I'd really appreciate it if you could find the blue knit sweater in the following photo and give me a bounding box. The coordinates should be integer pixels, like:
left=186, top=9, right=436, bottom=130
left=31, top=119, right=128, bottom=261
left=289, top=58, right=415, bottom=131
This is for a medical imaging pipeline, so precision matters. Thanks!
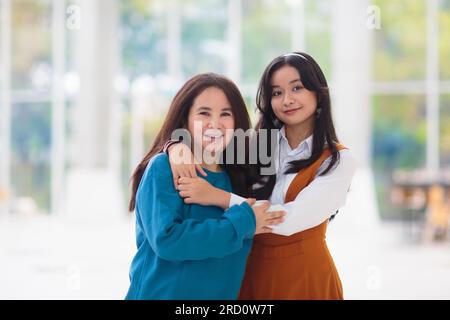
left=125, top=153, right=255, bottom=300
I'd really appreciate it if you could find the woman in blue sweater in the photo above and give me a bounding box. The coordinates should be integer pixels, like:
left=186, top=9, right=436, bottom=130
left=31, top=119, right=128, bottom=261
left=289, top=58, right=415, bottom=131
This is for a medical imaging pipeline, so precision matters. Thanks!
left=125, top=73, right=286, bottom=300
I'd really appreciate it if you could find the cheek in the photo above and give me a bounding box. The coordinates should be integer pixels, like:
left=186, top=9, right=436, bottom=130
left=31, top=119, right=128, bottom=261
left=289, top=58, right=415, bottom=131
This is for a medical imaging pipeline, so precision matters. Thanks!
left=271, top=99, right=284, bottom=117
left=303, top=92, right=318, bottom=110
left=302, top=101, right=316, bottom=114
left=188, top=117, right=206, bottom=140
left=223, top=118, right=235, bottom=143
left=186, top=118, right=193, bottom=133
left=227, top=117, right=235, bottom=129
left=219, top=114, right=234, bottom=129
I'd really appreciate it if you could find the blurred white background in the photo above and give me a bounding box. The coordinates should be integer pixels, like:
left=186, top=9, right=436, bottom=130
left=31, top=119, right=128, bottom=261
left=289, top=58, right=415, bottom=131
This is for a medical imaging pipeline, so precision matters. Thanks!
left=1, top=0, right=450, bottom=299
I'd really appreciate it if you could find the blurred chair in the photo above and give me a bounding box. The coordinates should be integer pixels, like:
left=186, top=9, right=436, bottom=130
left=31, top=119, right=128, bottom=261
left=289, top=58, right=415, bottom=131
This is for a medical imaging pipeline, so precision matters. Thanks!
left=423, top=186, right=450, bottom=242
left=392, top=169, right=450, bottom=243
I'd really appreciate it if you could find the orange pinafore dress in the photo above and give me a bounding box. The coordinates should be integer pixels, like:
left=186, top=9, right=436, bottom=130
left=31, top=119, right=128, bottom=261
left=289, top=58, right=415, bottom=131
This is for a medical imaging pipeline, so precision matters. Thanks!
left=239, top=146, right=346, bottom=300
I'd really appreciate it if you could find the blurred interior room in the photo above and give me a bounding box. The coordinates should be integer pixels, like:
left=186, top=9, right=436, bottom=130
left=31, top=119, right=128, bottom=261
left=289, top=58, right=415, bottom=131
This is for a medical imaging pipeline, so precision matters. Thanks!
left=1, top=0, right=450, bottom=299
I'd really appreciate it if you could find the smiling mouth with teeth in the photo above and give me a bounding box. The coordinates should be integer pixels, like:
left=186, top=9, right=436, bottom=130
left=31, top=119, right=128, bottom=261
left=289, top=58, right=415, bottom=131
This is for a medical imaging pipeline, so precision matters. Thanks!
left=203, top=134, right=223, bottom=141
left=203, top=130, right=224, bottom=141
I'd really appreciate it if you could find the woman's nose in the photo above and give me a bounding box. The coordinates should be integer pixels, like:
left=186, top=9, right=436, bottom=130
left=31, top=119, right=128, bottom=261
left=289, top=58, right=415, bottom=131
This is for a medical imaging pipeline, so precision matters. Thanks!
left=207, top=117, right=221, bottom=129
left=283, top=93, right=294, bottom=106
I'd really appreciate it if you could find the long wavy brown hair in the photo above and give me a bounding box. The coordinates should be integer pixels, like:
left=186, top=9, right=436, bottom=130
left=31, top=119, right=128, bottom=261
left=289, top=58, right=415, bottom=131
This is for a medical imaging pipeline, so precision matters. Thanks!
left=128, top=73, right=256, bottom=212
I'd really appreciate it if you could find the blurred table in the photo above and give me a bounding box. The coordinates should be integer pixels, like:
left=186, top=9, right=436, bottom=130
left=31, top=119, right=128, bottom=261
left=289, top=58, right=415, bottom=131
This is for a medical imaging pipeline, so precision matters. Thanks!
left=391, top=169, right=450, bottom=242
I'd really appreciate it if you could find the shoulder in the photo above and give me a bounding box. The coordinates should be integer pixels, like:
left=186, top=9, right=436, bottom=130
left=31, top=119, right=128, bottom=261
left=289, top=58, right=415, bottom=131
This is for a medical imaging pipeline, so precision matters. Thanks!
left=137, top=153, right=181, bottom=208
left=320, top=148, right=356, bottom=175
left=142, top=153, right=173, bottom=182
left=148, top=153, right=171, bottom=172
left=337, top=149, right=356, bottom=167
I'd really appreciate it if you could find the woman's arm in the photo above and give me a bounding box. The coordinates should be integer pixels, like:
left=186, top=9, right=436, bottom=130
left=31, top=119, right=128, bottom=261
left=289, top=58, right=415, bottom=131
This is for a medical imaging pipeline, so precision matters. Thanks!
left=173, top=149, right=355, bottom=236
left=138, top=154, right=285, bottom=261
left=167, top=142, right=239, bottom=209
left=270, top=150, right=356, bottom=236
left=138, top=154, right=255, bottom=261
left=177, top=177, right=232, bottom=209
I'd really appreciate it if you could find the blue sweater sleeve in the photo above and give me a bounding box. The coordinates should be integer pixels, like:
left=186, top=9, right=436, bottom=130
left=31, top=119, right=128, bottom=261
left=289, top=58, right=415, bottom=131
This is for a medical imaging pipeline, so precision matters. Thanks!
left=136, top=154, right=256, bottom=262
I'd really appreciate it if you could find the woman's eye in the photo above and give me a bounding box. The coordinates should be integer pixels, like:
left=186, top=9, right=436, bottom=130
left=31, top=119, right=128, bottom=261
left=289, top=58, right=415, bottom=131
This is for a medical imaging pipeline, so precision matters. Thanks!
left=199, top=112, right=210, bottom=116
left=221, top=113, right=232, bottom=117
left=293, top=86, right=303, bottom=91
left=272, top=91, right=281, bottom=97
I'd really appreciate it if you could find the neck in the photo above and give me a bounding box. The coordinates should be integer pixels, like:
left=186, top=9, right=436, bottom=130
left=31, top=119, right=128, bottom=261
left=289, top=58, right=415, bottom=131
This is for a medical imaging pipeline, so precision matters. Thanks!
left=202, top=162, right=221, bottom=172
left=284, top=122, right=314, bottom=150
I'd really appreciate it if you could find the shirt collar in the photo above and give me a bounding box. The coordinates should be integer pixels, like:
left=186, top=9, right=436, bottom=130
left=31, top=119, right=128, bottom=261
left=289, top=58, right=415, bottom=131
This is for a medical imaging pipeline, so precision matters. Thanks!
left=279, top=126, right=313, bottom=156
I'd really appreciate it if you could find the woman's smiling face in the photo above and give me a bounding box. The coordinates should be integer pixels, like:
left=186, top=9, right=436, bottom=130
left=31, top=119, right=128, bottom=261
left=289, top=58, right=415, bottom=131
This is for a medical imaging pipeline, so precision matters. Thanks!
left=187, top=86, right=235, bottom=155
left=270, top=65, right=317, bottom=128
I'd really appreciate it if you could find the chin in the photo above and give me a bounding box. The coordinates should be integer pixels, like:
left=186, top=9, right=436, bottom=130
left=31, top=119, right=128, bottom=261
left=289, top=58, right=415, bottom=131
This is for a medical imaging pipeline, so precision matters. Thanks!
left=285, top=115, right=314, bottom=127
left=203, top=144, right=223, bottom=153
left=280, top=118, right=302, bottom=126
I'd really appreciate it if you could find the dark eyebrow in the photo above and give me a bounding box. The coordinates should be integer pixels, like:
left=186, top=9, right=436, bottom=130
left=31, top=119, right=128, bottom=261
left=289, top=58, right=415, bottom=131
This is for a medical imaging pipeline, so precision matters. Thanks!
left=197, top=106, right=212, bottom=111
left=271, top=79, right=302, bottom=88
left=197, top=106, right=232, bottom=112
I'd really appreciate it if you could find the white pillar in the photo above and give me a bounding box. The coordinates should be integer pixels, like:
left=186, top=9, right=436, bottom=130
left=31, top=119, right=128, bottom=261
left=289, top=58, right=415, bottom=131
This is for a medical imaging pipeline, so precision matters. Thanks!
left=289, top=0, right=305, bottom=52
left=327, top=3, right=382, bottom=298
left=51, top=0, right=66, bottom=216
left=167, top=0, right=182, bottom=80
left=129, top=77, right=151, bottom=176
left=227, top=0, right=241, bottom=84
left=106, top=2, right=122, bottom=194
left=426, top=0, right=440, bottom=173
left=332, top=0, right=372, bottom=168
left=0, top=0, right=11, bottom=216
left=71, top=0, right=119, bottom=168
left=331, top=0, right=378, bottom=229
left=66, top=0, right=123, bottom=221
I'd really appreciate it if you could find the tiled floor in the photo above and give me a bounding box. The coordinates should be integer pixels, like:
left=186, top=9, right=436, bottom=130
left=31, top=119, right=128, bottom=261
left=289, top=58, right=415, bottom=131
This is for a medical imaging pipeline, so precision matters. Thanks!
left=2, top=166, right=450, bottom=302
left=1, top=213, right=450, bottom=300
left=0, top=215, right=135, bottom=299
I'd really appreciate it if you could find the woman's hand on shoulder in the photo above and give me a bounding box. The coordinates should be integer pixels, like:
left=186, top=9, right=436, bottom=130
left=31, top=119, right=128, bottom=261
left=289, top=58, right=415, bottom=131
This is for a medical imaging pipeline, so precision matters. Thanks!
left=168, top=143, right=207, bottom=189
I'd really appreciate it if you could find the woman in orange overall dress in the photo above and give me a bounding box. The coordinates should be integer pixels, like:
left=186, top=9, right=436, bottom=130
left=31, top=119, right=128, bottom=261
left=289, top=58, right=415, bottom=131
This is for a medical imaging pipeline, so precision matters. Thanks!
left=166, top=52, right=356, bottom=299
left=238, top=142, right=350, bottom=300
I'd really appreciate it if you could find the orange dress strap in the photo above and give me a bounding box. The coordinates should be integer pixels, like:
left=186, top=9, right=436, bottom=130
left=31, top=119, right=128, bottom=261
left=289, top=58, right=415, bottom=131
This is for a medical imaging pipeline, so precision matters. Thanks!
left=285, top=143, right=347, bottom=203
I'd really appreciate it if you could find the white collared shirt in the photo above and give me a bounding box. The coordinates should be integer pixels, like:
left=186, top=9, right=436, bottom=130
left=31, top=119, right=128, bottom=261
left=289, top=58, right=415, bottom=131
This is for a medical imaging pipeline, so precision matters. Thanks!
left=229, top=126, right=356, bottom=236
